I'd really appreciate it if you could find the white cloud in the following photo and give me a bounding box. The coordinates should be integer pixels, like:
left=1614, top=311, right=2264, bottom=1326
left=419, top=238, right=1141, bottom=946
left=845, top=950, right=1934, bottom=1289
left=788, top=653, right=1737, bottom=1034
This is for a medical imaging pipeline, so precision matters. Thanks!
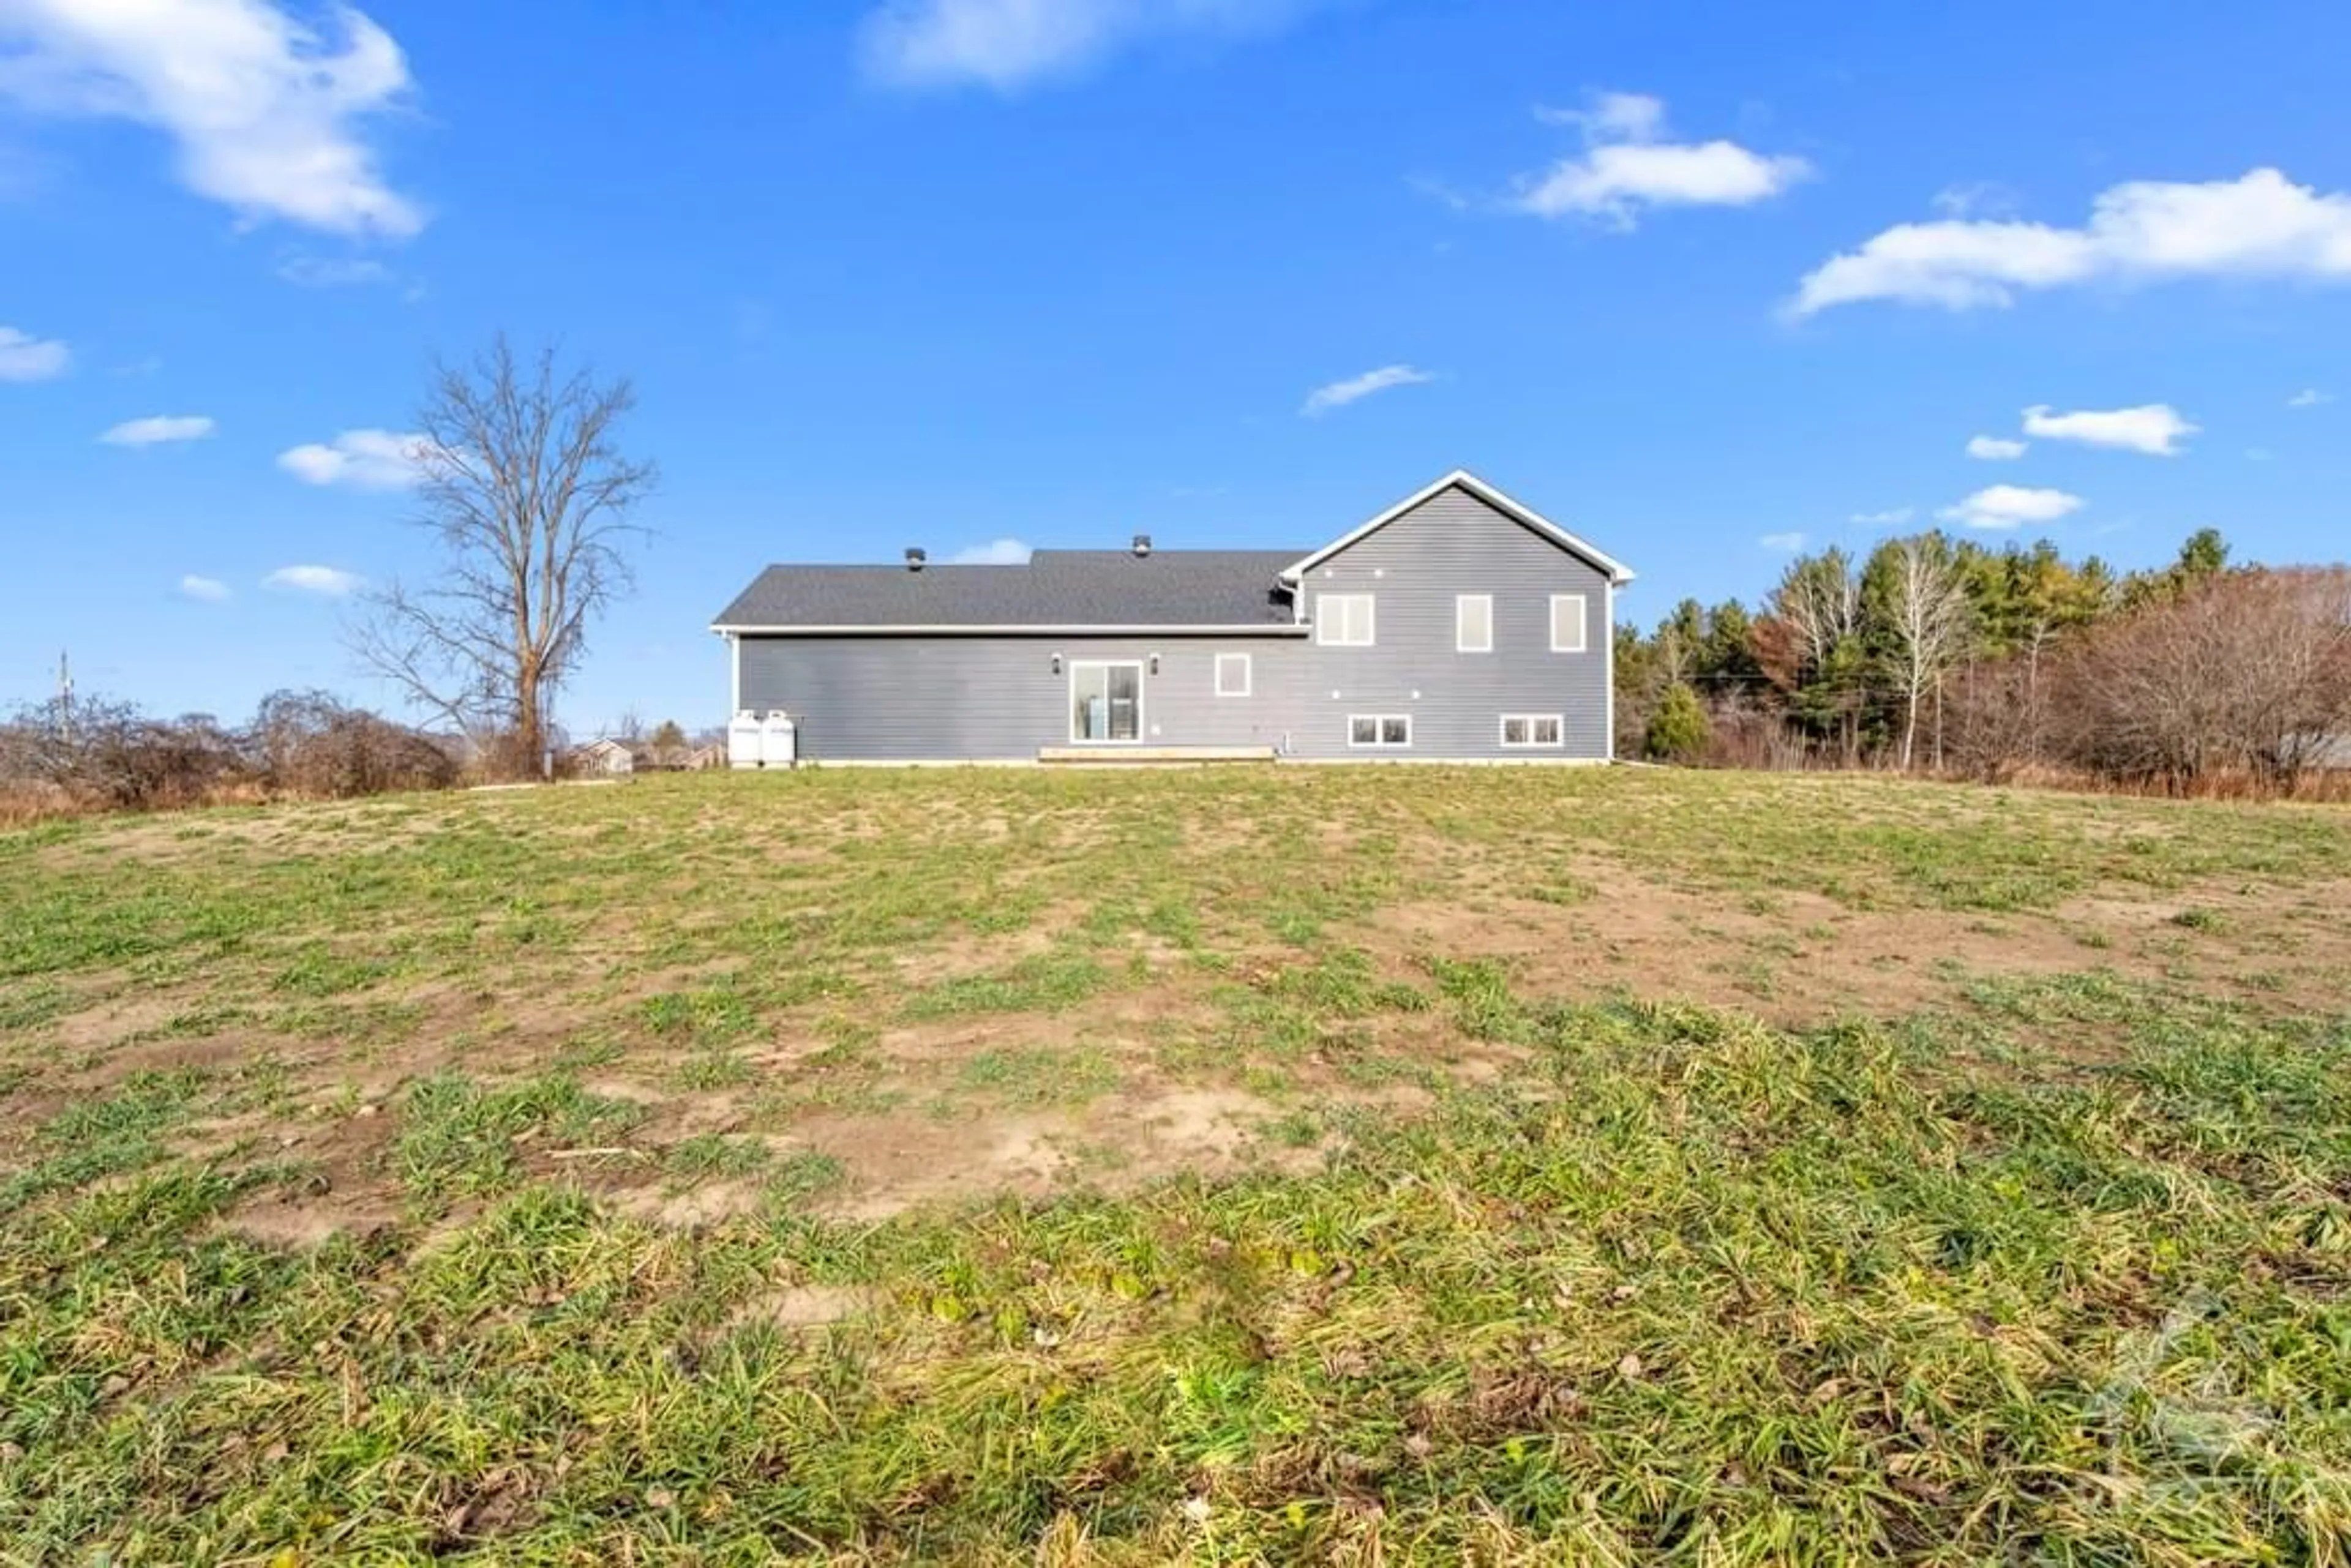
left=2287, top=387, right=2331, bottom=408
left=858, top=0, right=1313, bottom=91
left=1301, top=364, right=1435, bottom=417
left=1937, top=484, right=2085, bottom=531
left=178, top=574, right=230, bottom=602
left=276, top=427, right=426, bottom=489
left=1850, top=506, right=1915, bottom=526
left=1966, top=435, right=2027, bottom=460
left=1931, top=182, right=2020, bottom=220
left=2022, top=403, right=2197, bottom=456
left=0, top=324, right=69, bottom=380
left=1511, top=91, right=1810, bottom=227
left=948, top=538, right=1033, bottom=565
left=100, top=414, right=215, bottom=446
left=1793, top=168, right=2351, bottom=315
left=0, top=0, right=424, bottom=237
left=277, top=254, right=395, bottom=287
left=263, top=563, right=361, bottom=596
left=1537, top=90, right=1667, bottom=143
left=1758, top=531, right=1807, bottom=552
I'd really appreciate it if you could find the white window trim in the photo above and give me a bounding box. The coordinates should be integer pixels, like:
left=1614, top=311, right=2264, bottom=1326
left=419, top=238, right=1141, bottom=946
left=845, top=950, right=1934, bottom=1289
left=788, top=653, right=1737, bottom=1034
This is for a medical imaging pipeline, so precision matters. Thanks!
left=1456, top=593, right=1493, bottom=654
left=1316, top=593, right=1376, bottom=647
left=1499, top=713, right=1565, bottom=749
left=1068, top=659, right=1145, bottom=745
left=1347, top=713, right=1413, bottom=749
left=1550, top=593, right=1588, bottom=654
left=1215, top=651, right=1252, bottom=697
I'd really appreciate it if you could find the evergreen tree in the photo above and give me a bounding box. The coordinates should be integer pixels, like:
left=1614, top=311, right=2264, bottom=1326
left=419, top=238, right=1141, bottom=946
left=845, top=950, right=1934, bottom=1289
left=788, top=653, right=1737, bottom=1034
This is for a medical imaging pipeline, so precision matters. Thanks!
left=1698, top=600, right=1762, bottom=691
left=2177, top=527, right=2230, bottom=580
left=1646, top=682, right=1710, bottom=763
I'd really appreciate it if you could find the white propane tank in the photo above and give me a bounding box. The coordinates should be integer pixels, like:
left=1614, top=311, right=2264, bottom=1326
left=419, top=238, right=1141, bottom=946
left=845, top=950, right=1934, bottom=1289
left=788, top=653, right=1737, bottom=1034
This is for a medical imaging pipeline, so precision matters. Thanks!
left=759, top=710, right=798, bottom=769
left=727, top=710, right=765, bottom=769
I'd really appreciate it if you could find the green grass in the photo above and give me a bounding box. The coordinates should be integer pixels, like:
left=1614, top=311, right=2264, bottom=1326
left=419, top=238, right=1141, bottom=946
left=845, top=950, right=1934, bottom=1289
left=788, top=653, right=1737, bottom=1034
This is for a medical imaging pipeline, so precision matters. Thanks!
left=394, top=1071, right=647, bottom=1204
left=1, top=990, right=2345, bottom=1561
left=0, top=768, right=2347, bottom=1561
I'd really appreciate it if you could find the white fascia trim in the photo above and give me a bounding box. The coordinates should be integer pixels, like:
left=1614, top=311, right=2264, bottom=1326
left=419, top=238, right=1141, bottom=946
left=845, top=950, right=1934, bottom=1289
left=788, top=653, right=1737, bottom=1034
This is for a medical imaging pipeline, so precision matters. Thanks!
left=1603, top=580, right=1616, bottom=762
left=710, top=623, right=1312, bottom=637
left=1278, top=468, right=1636, bottom=586
left=1281, top=755, right=1611, bottom=767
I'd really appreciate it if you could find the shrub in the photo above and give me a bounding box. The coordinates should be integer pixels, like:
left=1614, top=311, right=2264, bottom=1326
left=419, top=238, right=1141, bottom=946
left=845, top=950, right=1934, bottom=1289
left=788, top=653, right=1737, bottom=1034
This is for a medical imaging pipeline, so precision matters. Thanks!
left=1645, top=681, right=1711, bottom=763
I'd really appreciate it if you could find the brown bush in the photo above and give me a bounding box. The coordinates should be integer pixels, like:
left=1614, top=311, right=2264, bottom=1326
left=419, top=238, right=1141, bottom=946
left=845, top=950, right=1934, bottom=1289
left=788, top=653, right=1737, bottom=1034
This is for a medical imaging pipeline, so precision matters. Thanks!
left=249, top=689, right=460, bottom=797
left=0, top=689, right=459, bottom=822
left=2049, top=568, right=2351, bottom=789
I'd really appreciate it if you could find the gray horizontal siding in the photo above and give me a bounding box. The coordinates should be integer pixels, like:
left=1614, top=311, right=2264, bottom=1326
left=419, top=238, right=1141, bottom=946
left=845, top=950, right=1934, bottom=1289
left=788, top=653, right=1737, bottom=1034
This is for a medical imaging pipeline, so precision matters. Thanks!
left=732, top=484, right=1615, bottom=763
left=737, top=635, right=1311, bottom=761
left=1286, top=487, right=1613, bottom=759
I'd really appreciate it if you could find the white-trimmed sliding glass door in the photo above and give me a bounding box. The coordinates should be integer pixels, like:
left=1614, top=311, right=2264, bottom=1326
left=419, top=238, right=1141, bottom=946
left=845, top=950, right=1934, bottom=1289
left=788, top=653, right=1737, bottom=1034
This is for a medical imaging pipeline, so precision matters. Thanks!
left=1068, top=660, right=1142, bottom=743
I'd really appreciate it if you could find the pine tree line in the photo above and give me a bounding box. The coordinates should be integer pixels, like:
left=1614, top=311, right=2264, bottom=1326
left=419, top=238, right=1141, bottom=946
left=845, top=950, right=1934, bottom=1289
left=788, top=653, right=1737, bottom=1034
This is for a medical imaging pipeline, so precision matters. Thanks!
left=1615, top=527, right=2351, bottom=792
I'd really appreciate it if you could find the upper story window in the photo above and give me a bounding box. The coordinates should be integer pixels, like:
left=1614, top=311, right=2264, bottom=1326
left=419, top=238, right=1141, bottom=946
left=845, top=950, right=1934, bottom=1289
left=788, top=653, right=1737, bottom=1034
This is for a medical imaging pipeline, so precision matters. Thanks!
left=1215, top=651, right=1251, bottom=697
left=1317, top=593, right=1376, bottom=647
left=1550, top=593, right=1588, bottom=653
left=1456, top=594, right=1493, bottom=653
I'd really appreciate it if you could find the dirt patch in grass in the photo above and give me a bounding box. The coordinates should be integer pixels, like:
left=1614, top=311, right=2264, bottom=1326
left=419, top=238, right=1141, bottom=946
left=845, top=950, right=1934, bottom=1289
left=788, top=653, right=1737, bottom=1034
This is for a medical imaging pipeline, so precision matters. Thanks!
left=721, top=1283, right=872, bottom=1333
left=1362, top=853, right=2351, bottom=1026
left=801, top=1076, right=1290, bottom=1220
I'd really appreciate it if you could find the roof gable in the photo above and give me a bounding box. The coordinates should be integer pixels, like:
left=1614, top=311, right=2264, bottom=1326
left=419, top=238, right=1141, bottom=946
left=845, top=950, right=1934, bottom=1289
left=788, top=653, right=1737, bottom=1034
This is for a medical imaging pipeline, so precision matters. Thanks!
left=1281, top=470, right=1633, bottom=585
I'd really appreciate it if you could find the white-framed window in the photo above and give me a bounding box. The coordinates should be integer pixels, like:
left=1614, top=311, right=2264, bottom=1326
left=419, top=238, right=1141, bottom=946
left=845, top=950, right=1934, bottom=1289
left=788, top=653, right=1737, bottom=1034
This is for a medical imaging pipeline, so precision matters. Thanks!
left=1215, top=651, right=1251, bottom=697
left=1348, top=714, right=1412, bottom=749
left=1550, top=593, right=1588, bottom=653
left=1456, top=594, right=1493, bottom=653
left=1068, top=660, right=1143, bottom=743
left=1316, top=593, right=1376, bottom=647
left=1500, top=714, right=1564, bottom=748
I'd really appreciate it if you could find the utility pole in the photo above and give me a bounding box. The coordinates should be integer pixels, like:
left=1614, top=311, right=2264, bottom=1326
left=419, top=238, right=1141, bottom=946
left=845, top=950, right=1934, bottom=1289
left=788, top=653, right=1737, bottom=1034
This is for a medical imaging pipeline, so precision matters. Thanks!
left=55, top=650, right=73, bottom=745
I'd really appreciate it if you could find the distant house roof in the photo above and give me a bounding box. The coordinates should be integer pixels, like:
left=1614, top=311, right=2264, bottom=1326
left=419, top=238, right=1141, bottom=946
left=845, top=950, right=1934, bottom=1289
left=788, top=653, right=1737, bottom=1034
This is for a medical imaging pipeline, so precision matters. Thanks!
left=711, top=548, right=1306, bottom=633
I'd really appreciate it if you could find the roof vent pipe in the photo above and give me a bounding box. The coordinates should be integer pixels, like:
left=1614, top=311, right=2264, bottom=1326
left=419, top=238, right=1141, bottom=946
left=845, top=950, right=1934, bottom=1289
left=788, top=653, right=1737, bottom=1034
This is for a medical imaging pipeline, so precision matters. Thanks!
left=1132, top=534, right=1152, bottom=558
left=906, top=547, right=926, bottom=572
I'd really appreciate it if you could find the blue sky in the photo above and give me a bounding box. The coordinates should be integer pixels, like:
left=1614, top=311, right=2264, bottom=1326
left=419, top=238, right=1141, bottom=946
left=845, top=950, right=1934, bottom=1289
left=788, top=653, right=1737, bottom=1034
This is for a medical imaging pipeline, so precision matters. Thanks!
left=5, top=0, right=2349, bottom=733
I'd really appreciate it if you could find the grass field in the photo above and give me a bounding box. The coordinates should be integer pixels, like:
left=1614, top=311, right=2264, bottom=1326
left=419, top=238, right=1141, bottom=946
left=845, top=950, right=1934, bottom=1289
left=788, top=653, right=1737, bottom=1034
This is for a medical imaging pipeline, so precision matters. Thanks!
left=3, top=767, right=2349, bottom=1563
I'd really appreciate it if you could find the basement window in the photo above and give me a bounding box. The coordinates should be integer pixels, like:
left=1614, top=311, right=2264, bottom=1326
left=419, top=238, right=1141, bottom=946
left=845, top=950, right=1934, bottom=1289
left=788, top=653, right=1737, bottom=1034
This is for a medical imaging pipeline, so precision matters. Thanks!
left=1501, top=715, right=1564, bottom=748
left=1349, top=714, right=1412, bottom=749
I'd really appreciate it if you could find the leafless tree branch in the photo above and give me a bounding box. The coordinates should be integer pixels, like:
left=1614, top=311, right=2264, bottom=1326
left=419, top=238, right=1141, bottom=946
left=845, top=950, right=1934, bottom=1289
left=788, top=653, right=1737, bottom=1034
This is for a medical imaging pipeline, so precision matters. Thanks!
left=351, top=336, right=655, bottom=776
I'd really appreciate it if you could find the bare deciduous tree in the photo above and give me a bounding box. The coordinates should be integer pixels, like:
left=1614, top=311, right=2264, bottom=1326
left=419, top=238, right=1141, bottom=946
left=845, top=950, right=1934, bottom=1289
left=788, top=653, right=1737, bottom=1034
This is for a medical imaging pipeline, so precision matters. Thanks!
left=2058, top=569, right=2351, bottom=788
left=1767, top=546, right=1864, bottom=760
left=1775, top=546, right=1860, bottom=673
left=1870, top=533, right=1973, bottom=771
left=354, top=336, right=655, bottom=778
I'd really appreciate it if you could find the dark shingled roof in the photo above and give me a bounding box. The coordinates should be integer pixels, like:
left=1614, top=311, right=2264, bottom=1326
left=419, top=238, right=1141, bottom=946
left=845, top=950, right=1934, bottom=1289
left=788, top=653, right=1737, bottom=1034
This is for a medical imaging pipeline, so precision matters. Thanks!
left=712, top=548, right=1307, bottom=630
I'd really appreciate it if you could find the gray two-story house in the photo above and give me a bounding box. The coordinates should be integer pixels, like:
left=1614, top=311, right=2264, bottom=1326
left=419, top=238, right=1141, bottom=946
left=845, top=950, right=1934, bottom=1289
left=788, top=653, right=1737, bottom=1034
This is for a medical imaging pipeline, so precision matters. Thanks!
left=710, top=470, right=1632, bottom=763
